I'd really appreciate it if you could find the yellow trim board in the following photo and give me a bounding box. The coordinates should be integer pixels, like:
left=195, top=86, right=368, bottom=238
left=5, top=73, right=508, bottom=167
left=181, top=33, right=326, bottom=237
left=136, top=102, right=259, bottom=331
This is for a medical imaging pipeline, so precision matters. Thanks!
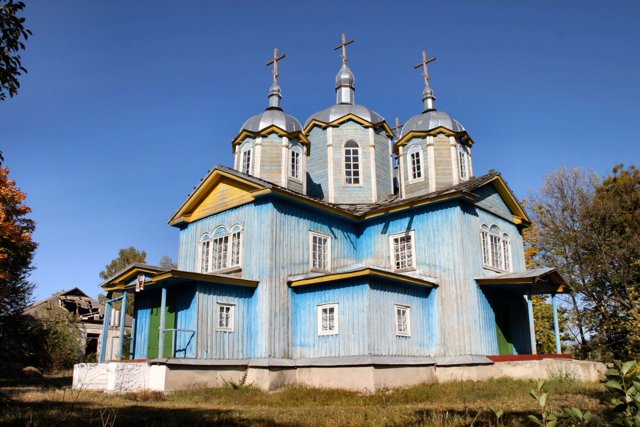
left=289, top=268, right=437, bottom=288
left=395, top=127, right=474, bottom=152
left=101, top=265, right=164, bottom=290
left=483, top=176, right=530, bottom=225
left=104, top=269, right=259, bottom=291
left=303, top=114, right=394, bottom=138
left=231, top=125, right=310, bottom=147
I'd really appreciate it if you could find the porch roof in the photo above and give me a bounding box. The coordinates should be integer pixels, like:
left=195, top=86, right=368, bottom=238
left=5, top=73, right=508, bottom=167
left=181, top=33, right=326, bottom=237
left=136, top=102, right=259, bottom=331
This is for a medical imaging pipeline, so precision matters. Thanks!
left=475, top=267, right=569, bottom=295
left=288, top=265, right=438, bottom=289
left=102, top=265, right=259, bottom=291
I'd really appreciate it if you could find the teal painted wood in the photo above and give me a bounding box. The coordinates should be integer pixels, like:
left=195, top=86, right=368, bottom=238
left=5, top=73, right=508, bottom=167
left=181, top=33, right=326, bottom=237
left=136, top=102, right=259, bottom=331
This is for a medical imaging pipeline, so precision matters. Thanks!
left=306, top=127, right=328, bottom=199
left=196, top=283, right=257, bottom=359
left=174, top=284, right=197, bottom=358
left=291, top=279, right=369, bottom=358
left=480, top=289, right=533, bottom=354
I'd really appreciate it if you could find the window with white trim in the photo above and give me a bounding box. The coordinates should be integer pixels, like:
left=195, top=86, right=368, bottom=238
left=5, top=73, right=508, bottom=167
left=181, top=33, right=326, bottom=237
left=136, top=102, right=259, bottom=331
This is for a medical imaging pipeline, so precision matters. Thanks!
left=344, top=140, right=360, bottom=185
left=199, top=225, right=243, bottom=272
left=390, top=231, right=416, bottom=271
left=199, top=234, right=211, bottom=273
left=458, top=145, right=471, bottom=181
left=310, top=232, right=330, bottom=272
left=241, top=144, right=253, bottom=175
left=395, top=305, right=411, bottom=336
left=317, top=303, right=338, bottom=335
left=216, top=303, right=235, bottom=332
left=481, top=224, right=512, bottom=272
left=290, top=146, right=302, bottom=180
left=407, top=145, right=424, bottom=182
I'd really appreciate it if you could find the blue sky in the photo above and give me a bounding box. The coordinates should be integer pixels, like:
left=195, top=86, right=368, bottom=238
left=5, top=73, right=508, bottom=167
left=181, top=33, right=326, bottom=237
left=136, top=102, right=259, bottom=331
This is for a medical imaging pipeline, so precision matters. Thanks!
left=2, top=1, right=639, bottom=300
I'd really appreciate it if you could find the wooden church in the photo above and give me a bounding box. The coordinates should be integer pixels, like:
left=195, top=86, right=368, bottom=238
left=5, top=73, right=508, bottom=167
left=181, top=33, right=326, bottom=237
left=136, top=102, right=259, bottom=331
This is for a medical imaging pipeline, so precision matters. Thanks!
left=89, top=36, right=573, bottom=391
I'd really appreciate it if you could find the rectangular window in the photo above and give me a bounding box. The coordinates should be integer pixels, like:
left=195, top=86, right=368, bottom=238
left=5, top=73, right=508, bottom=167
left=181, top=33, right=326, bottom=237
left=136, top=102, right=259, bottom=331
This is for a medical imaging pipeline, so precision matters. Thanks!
left=395, top=305, right=411, bottom=336
left=216, top=303, right=235, bottom=332
left=310, top=232, right=330, bottom=272
left=502, top=239, right=511, bottom=271
left=290, top=149, right=300, bottom=179
left=410, top=151, right=422, bottom=181
left=212, top=235, right=229, bottom=271
left=390, top=231, right=415, bottom=271
left=317, top=303, right=338, bottom=335
left=344, top=144, right=360, bottom=184
left=459, top=151, right=467, bottom=180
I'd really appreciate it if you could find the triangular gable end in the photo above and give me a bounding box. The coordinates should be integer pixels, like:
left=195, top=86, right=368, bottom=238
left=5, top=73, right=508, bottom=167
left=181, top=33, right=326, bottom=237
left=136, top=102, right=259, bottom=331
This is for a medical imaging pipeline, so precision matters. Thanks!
left=474, top=176, right=530, bottom=226
left=169, top=169, right=267, bottom=226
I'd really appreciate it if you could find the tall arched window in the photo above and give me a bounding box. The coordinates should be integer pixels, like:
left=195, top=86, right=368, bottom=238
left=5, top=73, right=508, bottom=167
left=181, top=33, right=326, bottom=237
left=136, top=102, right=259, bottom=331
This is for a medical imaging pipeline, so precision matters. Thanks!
left=199, top=234, right=211, bottom=273
left=481, top=224, right=511, bottom=271
left=344, top=140, right=360, bottom=185
left=289, top=146, right=302, bottom=180
left=241, top=143, right=253, bottom=175
left=406, top=145, right=424, bottom=182
left=458, top=145, right=471, bottom=181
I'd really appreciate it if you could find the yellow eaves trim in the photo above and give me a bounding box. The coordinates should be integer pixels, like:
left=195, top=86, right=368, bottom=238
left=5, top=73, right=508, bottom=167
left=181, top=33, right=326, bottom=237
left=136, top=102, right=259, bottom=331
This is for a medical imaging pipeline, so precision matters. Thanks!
left=483, top=175, right=530, bottom=225
left=303, top=114, right=394, bottom=138
left=394, top=127, right=474, bottom=153
left=231, top=125, right=310, bottom=148
left=289, top=267, right=437, bottom=288
left=103, top=268, right=259, bottom=291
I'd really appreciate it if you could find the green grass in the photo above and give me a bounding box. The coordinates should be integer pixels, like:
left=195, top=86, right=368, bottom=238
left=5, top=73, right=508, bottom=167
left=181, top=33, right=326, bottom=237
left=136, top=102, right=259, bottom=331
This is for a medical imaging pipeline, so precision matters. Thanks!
left=0, top=375, right=608, bottom=426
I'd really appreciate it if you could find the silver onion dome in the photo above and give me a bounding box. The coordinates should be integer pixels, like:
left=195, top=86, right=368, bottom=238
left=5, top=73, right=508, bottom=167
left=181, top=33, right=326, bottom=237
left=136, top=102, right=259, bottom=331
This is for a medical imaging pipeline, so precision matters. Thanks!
left=239, top=80, right=303, bottom=133
left=401, top=110, right=465, bottom=135
left=335, top=64, right=355, bottom=88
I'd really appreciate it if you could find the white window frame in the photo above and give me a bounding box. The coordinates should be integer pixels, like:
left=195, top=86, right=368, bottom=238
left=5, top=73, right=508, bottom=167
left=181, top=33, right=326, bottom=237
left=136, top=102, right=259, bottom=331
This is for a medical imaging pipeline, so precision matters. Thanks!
left=317, top=303, right=339, bottom=336
left=216, top=303, right=235, bottom=332
left=343, top=140, right=361, bottom=185
left=289, top=145, right=302, bottom=181
left=200, top=225, right=243, bottom=273
left=481, top=224, right=512, bottom=272
left=241, top=144, right=253, bottom=175
left=198, top=233, right=211, bottom=273
left=389, top=230, right=416, bottom=271
left=395, top=304, right=411, bottom=337
left=406, top=145, right=424, bottom=183
left=309, top=231, right=331, bottom=272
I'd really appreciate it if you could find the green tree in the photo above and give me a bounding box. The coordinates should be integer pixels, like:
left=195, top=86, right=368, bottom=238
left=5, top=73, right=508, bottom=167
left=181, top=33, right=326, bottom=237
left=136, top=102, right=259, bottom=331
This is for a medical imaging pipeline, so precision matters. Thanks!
left=0, top=0, right=31, bottom=100
left=36, top=307, right=83, bottom=372
left=0, top=157, right=37, bottom=365
left=99, top=246, right=147, bottom=281
left=159, top=255, right=177, bottom=270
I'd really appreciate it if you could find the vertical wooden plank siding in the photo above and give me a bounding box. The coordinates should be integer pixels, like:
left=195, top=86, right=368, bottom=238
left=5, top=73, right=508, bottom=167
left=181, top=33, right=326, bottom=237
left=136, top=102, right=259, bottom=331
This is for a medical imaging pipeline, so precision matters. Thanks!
left=473, top=184, right=516, bottom=223
left=174, top=284, right=197, bottom=358
left=133, top=291, right=152, bottom=359
left=374, top=130, right=393, bottom=200
left=196, top=283, right=256, bottom=359
left=306, top=128, right=328, bottom=199
left=331, top=121, right=374, bottom=203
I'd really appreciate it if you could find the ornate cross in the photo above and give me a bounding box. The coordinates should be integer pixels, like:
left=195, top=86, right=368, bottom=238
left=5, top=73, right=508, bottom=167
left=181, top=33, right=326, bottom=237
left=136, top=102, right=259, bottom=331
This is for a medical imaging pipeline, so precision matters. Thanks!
left=414, top=50, right=437, bottom=85
left=334, top=33, right=354, bottom=64
left=267, top=48, right=286, bottom=81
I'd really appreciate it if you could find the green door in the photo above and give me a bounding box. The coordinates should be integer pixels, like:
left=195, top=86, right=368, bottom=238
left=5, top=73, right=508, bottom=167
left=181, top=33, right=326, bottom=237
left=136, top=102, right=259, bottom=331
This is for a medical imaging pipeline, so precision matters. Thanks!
left=147, top=291, right=176, bottom=359
left=495, top=304, right=515, bottom=355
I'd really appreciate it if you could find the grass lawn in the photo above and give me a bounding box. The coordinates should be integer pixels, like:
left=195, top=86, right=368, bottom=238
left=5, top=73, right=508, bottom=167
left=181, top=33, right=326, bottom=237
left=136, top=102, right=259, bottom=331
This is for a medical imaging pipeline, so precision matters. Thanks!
left=0, top=374, right=608, bottom=426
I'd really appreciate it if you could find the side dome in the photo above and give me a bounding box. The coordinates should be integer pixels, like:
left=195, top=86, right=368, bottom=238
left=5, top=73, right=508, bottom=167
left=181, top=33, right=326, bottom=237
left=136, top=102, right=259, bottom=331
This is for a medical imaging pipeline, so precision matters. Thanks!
left=241, top=109, right=302, bottom=133
left=402, top=110, right=465, bottom=135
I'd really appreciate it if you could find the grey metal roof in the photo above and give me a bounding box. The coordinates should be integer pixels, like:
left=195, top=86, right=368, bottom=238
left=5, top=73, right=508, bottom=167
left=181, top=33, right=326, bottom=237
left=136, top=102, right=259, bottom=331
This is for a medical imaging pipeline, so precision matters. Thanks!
left=240, top=108, right=303, bottom=133
left=401, top=110, right=465, bottom=135
left=305, top=103, right=385, bottom=126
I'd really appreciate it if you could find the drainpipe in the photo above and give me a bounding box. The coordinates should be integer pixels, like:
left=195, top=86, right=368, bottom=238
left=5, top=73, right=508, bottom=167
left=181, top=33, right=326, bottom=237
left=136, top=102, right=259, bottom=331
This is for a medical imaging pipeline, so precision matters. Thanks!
left=552, top=294, right=561, bottom=353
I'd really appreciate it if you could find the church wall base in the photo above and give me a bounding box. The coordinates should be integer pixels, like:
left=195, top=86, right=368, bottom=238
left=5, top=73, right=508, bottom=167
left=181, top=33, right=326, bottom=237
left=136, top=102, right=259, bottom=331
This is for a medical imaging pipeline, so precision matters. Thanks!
left=72, top=358, right=606, bottom=393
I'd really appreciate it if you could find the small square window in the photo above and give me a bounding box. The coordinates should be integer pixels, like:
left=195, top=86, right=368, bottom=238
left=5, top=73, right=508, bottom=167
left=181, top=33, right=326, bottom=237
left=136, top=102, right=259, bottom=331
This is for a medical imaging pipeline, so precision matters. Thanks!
left=216, top=303, right=235, bottom=332
left=395, top=305, right=411, bottom=336
left=390, top=231, right=416, bottom=271
left=310, top=232, right=331, bottom=272
left=317, top=303, right=338, bottom=335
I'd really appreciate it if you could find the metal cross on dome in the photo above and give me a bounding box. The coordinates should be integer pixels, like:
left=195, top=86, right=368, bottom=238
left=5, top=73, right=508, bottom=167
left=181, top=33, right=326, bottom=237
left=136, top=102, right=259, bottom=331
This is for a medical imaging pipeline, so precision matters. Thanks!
left=334, top=33, right=354, bottom=64
left=392, top=117, right=404, bottom=140
left=414, top=50, right=437, bottom=85
left=267, top=48, right=286, bottom=82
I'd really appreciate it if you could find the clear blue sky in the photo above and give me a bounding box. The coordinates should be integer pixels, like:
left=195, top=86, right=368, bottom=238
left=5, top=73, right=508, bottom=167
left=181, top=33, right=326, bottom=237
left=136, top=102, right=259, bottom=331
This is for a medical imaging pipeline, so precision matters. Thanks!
left=2, top=1, right=639, bottom=300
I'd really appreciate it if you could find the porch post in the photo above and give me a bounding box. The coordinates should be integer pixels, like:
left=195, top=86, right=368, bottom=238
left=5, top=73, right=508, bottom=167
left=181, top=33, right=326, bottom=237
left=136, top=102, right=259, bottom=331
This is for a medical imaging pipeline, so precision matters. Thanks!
left=129, top=315, right=136, bottom=359
left=158, top=286, right=167, bottom=358
left=527, top=289, right=537, bottom=354
left=99, top=291, right=112, bottom=363
left=118, top=290, right=127, bottom=360
left=552, top=294, right=561, bottom=353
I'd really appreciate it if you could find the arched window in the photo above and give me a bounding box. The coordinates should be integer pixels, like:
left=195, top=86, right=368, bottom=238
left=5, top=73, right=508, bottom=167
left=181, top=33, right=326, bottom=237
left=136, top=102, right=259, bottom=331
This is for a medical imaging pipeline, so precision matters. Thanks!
left=481, top=224, right=511, bottom=271
left=241, top=144, right=253, bottom=175
left=289, top=146, right=302, bottom=180
left=200, top=225, right=243, bottom=272
left=344, top=140, right=360, bottom=185
left=406, top=145, right=424, bottom=182
left=199, top=234, right=211, bottom=273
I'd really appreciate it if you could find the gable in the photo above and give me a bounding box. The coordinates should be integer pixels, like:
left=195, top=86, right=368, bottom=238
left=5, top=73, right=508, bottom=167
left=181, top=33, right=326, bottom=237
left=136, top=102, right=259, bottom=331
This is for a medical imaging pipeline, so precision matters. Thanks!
left=472, top=179, right=529, bottom=225
left=169, top=169, right=267, bottom=226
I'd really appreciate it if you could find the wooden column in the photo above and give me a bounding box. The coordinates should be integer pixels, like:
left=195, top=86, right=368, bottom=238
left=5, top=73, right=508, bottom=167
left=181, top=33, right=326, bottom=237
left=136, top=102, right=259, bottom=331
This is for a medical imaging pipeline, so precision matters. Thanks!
left=118, top=290, right=128, bottom=360
left=158, top=286, right=167, bottom=358
left=527, top=290, right=537, bottom=354
left=552, top=294, right=561, bottom=354
left=99, top=291, right=112, bottom=363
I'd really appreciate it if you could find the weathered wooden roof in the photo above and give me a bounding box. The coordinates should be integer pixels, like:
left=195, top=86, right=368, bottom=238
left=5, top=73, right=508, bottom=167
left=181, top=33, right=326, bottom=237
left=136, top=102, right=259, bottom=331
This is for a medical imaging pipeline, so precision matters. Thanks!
left=476, top=267, right=569, bottom=295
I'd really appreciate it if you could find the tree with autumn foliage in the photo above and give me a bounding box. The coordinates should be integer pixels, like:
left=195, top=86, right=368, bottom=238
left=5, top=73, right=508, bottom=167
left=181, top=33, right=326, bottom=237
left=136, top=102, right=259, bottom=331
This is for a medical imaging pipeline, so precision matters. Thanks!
left=0, top=155, right=37, bottom=363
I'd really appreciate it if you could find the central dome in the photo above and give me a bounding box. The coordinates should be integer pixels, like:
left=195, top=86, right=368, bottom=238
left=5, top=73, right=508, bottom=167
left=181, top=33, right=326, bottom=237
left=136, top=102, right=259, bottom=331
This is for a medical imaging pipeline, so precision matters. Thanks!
left=305, top=104, right=385, bottom=126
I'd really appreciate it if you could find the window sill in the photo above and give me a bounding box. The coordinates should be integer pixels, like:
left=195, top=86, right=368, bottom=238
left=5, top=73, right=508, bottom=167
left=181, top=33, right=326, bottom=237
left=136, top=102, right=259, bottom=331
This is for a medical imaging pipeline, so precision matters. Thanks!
left=396, top=333, right=411, bottom=337
left=310, top=268, right=330, bottom=274
left=408, top=177, right=425, bottom=184
left=318, top=331, right=338, bottom=336
left=288, top=176, right=303, bottom=183
left=210, top=266, right=242, bottom=275
left=393, top=267, right=416, bottom=273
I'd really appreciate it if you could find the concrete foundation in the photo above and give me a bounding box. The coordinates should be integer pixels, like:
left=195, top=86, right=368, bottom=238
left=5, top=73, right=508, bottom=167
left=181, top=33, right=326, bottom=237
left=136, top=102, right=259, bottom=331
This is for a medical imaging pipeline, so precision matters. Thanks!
left=72, top=356, right=606, bottom=393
